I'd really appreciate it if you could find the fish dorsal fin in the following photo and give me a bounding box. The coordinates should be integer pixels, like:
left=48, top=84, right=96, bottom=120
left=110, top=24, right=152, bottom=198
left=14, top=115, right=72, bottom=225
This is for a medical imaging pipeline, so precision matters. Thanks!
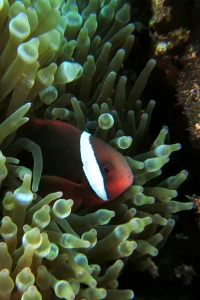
left=39, top=175, right=83, bottom=211
left=80, top=131, right=108, bottom=201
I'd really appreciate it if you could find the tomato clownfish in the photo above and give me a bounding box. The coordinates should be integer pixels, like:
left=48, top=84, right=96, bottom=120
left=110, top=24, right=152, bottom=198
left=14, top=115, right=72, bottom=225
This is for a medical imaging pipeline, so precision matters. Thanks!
left=16, top=118, right=133, bottom=211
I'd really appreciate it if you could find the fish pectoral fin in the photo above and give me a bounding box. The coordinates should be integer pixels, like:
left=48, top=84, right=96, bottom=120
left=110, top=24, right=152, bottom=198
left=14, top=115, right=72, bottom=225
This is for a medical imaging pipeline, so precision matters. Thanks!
left=39, top=175, right=83, bottom=211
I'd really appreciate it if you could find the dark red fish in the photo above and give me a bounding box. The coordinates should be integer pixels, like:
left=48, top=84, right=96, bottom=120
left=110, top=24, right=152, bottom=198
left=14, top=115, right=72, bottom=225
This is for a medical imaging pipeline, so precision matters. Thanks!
left=17, top=118, right=133, bottom=211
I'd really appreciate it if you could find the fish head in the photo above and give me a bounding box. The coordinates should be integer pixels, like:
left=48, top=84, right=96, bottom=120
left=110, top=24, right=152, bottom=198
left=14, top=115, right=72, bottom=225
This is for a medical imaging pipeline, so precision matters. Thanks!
left=80, top=132, right=133, bottom=205
left=96, top=145, right=134, bottom=200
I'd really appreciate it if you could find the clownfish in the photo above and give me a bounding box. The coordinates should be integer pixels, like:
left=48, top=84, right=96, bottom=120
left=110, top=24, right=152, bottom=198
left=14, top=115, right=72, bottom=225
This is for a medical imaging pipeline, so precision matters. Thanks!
left=17, top=118, right=133, bottom=211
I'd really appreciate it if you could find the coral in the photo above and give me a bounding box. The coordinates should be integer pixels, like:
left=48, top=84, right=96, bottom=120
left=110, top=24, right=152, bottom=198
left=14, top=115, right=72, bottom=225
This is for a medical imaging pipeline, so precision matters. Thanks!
left=0, top=0, right=193, bottom=299
left=149, top=0, right=190, bottom=55
left=174, top=264, right=197, bottom=285
left=176, top=43, right=200, bottom=148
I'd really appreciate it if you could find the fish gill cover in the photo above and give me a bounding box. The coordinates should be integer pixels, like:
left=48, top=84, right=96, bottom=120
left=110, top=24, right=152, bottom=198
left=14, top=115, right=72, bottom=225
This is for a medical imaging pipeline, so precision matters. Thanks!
left=0, top=0, right=193, bottom=299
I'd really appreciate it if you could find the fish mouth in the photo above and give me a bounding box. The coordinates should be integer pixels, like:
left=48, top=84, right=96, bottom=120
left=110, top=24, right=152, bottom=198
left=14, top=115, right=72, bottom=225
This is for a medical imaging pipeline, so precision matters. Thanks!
left=123, top=172, right=134, bottom=191
left=128, top=172, right=133, bottom=179
left=118, top=171, right=133, bottom=191
left=108, top=171, right=133, bottom=200
left=126, top=171, right=134, bottom=185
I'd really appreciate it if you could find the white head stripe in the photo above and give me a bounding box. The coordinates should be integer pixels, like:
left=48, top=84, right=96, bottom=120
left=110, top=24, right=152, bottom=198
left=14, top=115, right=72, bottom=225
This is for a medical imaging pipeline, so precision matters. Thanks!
left=80, top=131, right=108, bottom=201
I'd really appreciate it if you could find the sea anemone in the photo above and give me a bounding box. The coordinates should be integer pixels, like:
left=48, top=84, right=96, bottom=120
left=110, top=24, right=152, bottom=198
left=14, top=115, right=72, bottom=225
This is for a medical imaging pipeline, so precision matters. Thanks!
left=0, top=0, right=193, bottom=299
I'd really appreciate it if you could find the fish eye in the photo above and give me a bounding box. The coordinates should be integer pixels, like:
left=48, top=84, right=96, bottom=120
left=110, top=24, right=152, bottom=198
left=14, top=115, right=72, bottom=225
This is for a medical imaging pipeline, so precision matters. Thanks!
left=101, top=163, right=113, bottom=176
left=103, top=166, right=110, bottom=174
